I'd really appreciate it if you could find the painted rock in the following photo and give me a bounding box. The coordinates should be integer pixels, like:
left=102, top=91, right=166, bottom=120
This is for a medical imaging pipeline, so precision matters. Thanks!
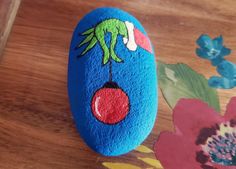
left=68, top=7, right=158, bottom=156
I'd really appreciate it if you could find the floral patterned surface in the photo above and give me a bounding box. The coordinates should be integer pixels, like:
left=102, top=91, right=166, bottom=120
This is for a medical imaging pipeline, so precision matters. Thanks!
left=155, top=98, right=236, bottom=169
left=102, top=35, right=236, bottom=169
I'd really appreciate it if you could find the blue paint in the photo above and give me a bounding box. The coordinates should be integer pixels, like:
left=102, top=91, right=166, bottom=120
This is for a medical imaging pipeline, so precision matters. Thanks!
left=68, top=7, right=158, bottom=156
left=196, top=34, right=236, bottom=89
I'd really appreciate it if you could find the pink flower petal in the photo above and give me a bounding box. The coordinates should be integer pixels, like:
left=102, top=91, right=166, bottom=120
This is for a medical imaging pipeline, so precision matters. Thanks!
left=224, top=97, right=236, bottom=121
left=214, top=164, right=236, bottom=169
left=173, top=99, right=223, bottom=140
left=154, top=132, right=201, bottom=169
left=155, top=98, right=236, bottom=169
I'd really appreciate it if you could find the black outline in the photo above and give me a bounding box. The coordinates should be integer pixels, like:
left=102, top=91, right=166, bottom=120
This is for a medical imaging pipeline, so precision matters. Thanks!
left=74, top=18, right=131, bottom=125
left=75, top=18, right=128, bottom=65
left=90, top=81, right=131, bottom=125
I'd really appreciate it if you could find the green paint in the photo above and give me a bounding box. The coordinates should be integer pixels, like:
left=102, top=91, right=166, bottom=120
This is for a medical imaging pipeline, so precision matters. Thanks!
left=79, top=32, right=94, bottom=47
left=81, top=37, right=97, bottom=55
left=78, top=19, right=128, bottom=65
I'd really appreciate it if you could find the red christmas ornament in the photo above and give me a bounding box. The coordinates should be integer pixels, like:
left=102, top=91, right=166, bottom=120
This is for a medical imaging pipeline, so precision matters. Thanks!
left=91, top=82, right=130, bottom=124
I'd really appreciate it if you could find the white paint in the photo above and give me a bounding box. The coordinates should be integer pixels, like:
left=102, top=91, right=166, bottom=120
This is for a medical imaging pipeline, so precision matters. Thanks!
left=123, top=37, right=128, bottom=44
left=125, top=21, right=137, bottom=51
left=95, top=96, right=101, bottom=117
left=165, top=67, right=178, bottom=84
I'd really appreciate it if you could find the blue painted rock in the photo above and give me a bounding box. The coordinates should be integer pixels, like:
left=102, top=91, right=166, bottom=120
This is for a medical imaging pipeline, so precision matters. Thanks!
left=68, top=7, right=158, bottom=156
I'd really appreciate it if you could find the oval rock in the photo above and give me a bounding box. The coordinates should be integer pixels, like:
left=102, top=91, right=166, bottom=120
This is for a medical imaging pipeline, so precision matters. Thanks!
left=68, top=7, right=158, bottom=156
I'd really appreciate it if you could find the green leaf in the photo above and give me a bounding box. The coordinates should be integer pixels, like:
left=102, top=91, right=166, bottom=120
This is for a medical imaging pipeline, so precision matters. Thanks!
left=158, top=61, right=220, bottom=112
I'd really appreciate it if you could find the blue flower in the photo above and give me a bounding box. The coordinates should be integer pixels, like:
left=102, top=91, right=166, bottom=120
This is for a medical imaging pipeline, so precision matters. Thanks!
left=217, top=60, right=236, bottom=79
left=196, top=34, right=231, bottom=66
left=208, top=76, right=236, bottom=89
left=195, top=34, right=236, bottom=89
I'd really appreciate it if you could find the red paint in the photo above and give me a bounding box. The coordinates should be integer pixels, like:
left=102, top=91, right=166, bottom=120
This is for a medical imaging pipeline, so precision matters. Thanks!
left=91, top=87, right=129, bottom=124
left=134, top=28, right=153, bottom=53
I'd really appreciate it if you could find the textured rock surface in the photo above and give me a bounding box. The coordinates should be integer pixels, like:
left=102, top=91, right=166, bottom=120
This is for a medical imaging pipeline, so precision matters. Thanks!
left=68, top=7, right=158, bottom=156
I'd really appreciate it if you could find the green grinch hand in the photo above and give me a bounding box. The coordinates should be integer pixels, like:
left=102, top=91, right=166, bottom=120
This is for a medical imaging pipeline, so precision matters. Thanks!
left=77, top=19, right=129, bottom=65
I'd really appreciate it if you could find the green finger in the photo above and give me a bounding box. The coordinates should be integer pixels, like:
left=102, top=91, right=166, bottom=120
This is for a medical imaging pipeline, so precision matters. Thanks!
left=82, top=28, right=94, bottom=35
left=103, top=50, right=110, bottom=65
left=81, top=37, right=97, bottom=55
left=78, top=33, right=94, bottom=47
left=110, top=32, right=123, bottom=63
left=111, top=52, right=122, bottom=63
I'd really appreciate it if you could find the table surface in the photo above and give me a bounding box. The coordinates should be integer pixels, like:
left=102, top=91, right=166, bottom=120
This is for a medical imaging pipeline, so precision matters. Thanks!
left=0, top=0, right=20, bottom=58
left=1, top=0, right=236, bottom=169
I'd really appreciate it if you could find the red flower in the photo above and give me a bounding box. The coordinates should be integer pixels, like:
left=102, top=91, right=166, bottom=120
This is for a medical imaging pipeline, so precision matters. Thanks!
left=154, top=97, right=236, bottom=169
